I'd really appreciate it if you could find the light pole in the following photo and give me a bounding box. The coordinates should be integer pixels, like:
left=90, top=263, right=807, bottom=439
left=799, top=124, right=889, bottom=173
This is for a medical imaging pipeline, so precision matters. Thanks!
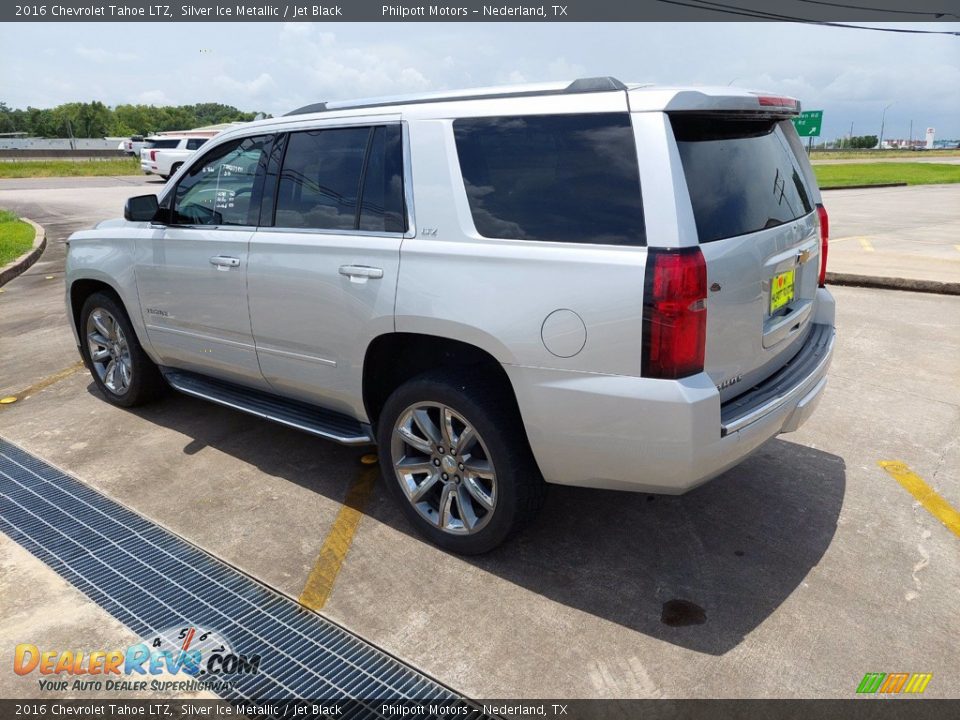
left=879, top=103, right=893, bottom=150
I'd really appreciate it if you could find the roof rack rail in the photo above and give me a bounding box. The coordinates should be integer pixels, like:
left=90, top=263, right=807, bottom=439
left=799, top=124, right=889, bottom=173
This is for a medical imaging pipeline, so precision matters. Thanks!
left=283, top=76, right=628, bottom=117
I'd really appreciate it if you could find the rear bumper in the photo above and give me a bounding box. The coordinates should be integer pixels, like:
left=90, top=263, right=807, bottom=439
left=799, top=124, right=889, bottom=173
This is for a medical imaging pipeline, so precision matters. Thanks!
left=506, top=289, right=836, bottom=494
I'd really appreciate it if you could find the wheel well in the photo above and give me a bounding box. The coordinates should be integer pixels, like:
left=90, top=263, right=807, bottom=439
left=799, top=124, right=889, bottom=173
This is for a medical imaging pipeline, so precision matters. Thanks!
left=69, top=279, right=120, bottom=335
left=363, top=333, right=518, bottom=429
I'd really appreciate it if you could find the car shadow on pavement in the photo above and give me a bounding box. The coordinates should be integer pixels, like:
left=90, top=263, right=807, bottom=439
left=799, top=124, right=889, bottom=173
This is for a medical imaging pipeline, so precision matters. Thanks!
left=119, top=387, right=845, bottom=656
left=467, top=438, right=846, bottom=655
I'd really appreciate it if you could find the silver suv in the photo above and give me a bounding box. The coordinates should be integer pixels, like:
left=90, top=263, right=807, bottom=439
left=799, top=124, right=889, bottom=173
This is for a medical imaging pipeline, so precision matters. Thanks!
left=65, top=77, right=835, bottom=554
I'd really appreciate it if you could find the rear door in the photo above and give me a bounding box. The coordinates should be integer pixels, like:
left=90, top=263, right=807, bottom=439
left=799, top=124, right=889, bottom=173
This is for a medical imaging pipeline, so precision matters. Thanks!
left=669, top=114, right=822, bottom=400
left=246, top=119, right=406, bottom=419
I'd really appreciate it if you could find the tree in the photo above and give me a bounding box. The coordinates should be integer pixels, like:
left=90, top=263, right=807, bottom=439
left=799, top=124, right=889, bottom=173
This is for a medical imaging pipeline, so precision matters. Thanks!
left=849, top=135, right=879, bottom=149
left=0, top=101, right=267, bottom=138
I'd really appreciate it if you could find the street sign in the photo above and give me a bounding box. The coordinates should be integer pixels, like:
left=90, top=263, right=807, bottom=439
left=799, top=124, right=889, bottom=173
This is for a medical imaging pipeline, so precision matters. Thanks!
left=792, top=110, right=823, bottom=138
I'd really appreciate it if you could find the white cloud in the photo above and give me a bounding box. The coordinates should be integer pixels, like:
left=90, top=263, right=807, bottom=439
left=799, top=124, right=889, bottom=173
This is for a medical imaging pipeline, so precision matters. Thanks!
left=75, top=46, right=137, bottom=63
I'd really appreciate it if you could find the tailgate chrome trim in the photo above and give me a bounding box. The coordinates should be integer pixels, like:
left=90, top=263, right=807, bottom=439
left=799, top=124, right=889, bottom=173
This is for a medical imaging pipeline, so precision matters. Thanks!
left=721, top=323, right=835, bottom=436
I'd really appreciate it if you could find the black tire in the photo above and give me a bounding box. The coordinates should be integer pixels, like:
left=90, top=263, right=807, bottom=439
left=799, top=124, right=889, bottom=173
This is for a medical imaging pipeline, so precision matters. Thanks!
left=171, top=163, right=183, bottom=176
left=377, top=370, right=546, bottom=554
left=79, top=291, right=165, bottom=408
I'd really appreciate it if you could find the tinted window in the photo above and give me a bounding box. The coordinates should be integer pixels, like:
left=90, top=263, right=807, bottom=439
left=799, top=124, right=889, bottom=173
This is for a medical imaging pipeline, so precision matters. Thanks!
left=453, top=114, right=645, bottom=245
left=275, top=127, right=369, bottom=230
left=358, top=125, right=406, bottom=233
left=672, top=116, right=814, bottom=243
left=145, top=138, right=179, bottom=149
left=172, top=135, right=269, bottom=226
left=186, top=138, right=207, bottom=150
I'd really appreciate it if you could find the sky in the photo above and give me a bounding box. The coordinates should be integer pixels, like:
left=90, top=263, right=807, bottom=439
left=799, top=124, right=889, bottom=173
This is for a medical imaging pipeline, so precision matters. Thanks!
left=1, top=21, right=958, bottom=140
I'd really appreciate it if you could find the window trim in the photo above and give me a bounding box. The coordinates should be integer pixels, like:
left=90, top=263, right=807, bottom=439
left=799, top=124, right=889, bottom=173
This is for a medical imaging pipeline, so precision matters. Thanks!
left=164, top=133, right=274, bottom=230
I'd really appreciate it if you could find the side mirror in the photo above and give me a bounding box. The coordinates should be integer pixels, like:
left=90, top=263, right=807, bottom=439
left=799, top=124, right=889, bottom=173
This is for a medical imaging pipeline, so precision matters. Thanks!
left=124, top=194, right=160, bottom=222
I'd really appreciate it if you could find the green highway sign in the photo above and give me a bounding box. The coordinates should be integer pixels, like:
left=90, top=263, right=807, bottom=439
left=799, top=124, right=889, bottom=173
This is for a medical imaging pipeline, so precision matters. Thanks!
left=792, top=110, right=823, bottom=138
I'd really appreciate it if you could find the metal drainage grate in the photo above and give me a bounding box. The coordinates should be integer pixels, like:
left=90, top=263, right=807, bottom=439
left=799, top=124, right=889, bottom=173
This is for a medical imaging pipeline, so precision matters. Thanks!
left=0, top=438, right=469, bottom=715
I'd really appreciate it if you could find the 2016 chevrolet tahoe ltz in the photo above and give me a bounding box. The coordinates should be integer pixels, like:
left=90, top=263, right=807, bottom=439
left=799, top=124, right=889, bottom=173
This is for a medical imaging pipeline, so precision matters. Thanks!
left=65, top=78, right=835, bottom=554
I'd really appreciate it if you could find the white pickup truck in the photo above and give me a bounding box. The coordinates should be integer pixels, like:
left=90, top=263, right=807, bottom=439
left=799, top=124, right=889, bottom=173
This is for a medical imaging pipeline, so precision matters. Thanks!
left=140, top=136, right=209, bottom=180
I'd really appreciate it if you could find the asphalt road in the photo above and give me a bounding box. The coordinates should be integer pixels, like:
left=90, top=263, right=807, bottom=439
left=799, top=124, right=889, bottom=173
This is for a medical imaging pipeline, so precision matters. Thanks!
left=1, top=177, right=958, bottom=699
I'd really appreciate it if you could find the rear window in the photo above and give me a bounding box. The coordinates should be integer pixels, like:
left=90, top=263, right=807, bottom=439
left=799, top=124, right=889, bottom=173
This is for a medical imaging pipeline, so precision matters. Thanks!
left=453, top=113, right=645, bottom=245
left=672, top=116, right=814, bottom=243
left=144, top=139, right=180, bottom=149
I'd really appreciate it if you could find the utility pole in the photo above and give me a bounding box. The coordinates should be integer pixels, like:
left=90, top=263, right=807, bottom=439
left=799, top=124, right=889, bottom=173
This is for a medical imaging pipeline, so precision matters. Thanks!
left=849, top=122, right=854, bottom=149
left=879, top=103, right=893, bottom=150
left=909, top=119, right=913, bottom=149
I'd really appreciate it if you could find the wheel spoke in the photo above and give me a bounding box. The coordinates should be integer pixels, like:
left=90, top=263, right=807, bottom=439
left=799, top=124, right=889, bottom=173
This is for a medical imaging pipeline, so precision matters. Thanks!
left=412, top=408, right=442, bottom=447
left=88, top=331, right=110, bottom=348
left=410, top=472, right=441, bottom=503
left=438, top=484, right=455, bottom=528
left=441, top=407, right=457, bottom=450
left=464, top=458, right=494, bottom=480
left=397, top=425, right=433, bottom=455
left=455, top=486, right=479, bottom=531
left=104, top=360, right=117, bottom=390
left=92, top=311, right=113, bottom=340
left=117, top=360, right=131, bottom=391
left=454, top=424, right=476, bottom=456
left=396, top=457, right=435, bottom=476
left=463, top=476, right=495, bottom=511
left=90, top=346, right=111, bottom=362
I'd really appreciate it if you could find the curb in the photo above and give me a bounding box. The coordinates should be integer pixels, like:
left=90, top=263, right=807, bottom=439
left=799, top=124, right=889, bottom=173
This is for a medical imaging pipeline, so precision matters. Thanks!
left=821, top=183, right=908, bottom=191
left=827, top=272, right=960, bottom=296
left=0, top=217, right=46, bottom=288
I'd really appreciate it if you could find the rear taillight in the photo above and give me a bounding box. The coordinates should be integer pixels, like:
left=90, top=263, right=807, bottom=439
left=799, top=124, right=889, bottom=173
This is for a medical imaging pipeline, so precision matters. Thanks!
left=642, top=247, right=707, bottom=380
left=149, top=150, right=157, bottom=161
left=816, top=203, right=829, bottom=287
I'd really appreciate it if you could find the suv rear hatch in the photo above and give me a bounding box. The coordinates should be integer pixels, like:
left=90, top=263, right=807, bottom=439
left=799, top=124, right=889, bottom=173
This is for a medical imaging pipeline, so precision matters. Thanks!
left=140, top=138, right=180, bottom=163
left=669, top=110, right=824, bottom=401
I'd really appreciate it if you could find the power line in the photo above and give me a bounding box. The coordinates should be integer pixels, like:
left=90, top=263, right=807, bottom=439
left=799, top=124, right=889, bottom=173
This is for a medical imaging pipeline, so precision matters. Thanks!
left=654, top=0, right=960, bottom=34
left=792, top=0, right=958, bottom=18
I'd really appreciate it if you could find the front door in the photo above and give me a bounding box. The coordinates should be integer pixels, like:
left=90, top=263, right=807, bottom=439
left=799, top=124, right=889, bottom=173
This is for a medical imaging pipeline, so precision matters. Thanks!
left=134, top=134, right=273, bottom=388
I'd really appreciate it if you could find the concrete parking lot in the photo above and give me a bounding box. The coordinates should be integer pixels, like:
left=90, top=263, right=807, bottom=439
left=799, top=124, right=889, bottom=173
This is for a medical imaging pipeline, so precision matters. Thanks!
left=826, top=184, right=960, bottom=285
left=1, top=176, right=958, bottom=699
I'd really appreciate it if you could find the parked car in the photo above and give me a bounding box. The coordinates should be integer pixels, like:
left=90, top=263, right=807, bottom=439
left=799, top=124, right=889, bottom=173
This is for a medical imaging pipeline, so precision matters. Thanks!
left=117, top=135, right=146, bottom=156
left=139, top=136, right=209, bottom=180
left=66, top=78, right=835, bottom=553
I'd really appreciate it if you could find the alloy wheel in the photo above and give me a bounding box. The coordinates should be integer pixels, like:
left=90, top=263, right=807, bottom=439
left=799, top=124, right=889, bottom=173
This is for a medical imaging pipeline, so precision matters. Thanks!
left=391, top=402, right=497, bottom=535
left=85, top=308, right=132, bottom=395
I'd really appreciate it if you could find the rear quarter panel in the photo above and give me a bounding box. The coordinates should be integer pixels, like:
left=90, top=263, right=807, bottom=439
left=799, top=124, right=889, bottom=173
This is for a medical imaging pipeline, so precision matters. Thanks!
left=396, top=101, right=668, bottom=377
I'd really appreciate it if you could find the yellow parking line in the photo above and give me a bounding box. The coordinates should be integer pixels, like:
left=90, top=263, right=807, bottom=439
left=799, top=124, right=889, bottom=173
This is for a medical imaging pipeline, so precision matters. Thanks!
left=954, top=244, right=960, bottom=253
left=879, top=461, right=960, bottom=539
left=858, top=237, right=875, bottom=253
left=0, top=361, right=85, bottom=406
left=299, top=462, right=379, bottom=611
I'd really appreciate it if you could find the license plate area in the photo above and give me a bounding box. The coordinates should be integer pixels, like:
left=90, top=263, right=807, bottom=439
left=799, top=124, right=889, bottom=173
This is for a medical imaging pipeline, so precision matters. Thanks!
left=770, top=269, right=795, bottom=315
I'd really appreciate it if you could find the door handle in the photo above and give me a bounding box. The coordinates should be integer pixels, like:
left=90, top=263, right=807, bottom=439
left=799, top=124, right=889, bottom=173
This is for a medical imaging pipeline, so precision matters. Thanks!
left=339, top=265, right=384, bottom=281
left=210, top=256, right=240, bottom=270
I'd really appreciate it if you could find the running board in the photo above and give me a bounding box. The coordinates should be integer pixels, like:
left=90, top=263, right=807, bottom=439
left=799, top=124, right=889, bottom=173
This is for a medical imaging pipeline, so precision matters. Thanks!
left=162, top=369, right=374, bottom=445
